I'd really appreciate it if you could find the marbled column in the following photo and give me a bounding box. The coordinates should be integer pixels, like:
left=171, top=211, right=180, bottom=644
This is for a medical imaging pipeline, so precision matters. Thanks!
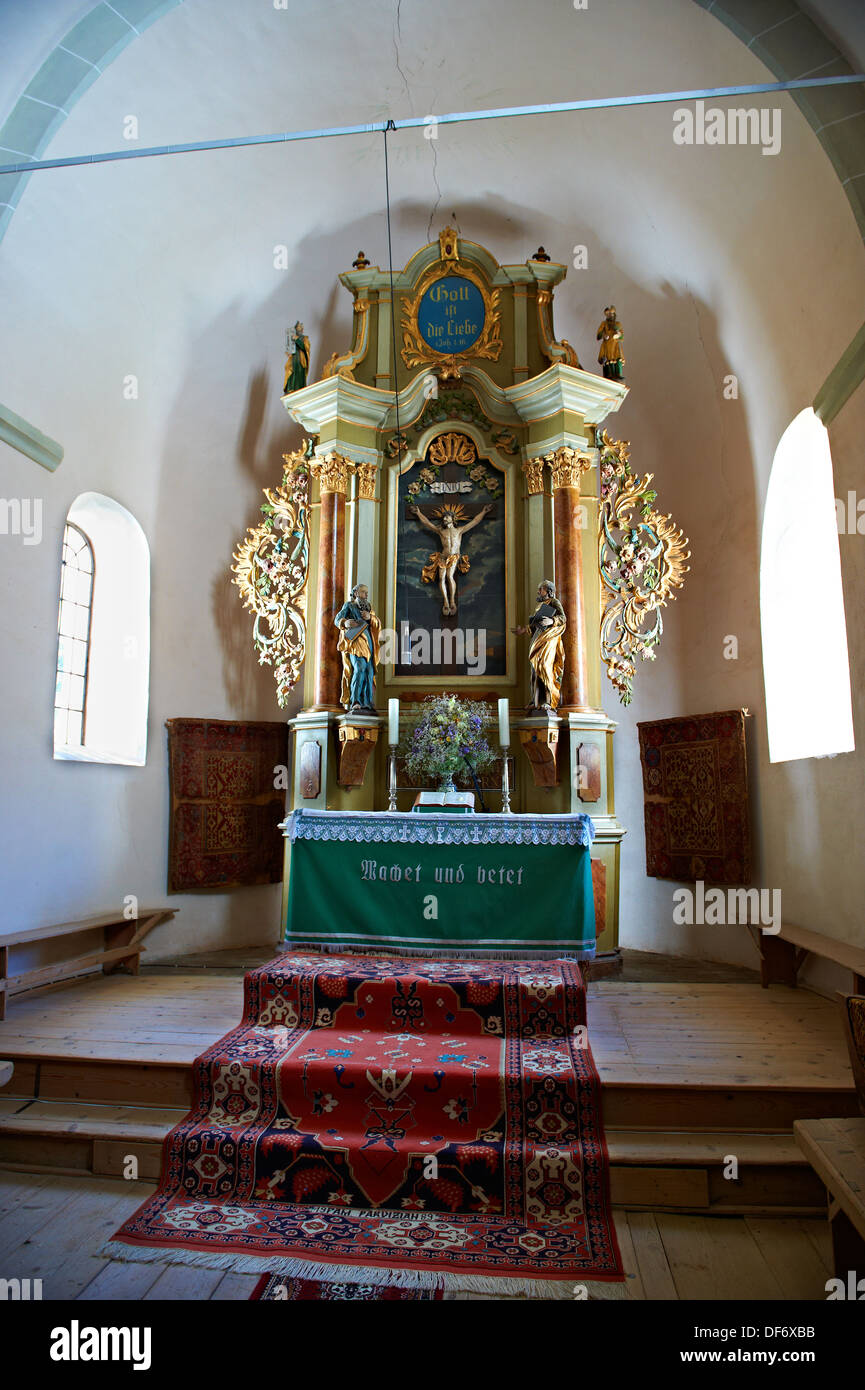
left=548, top=447, right=592, bottom=713
left=310, top=453, right=353, bottom=710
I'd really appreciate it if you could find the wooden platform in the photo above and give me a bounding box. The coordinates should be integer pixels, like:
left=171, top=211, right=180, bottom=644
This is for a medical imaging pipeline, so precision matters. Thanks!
left=0, top=1169, right=835, bottom=1301
left=0, top=971, right=858, bottom=1216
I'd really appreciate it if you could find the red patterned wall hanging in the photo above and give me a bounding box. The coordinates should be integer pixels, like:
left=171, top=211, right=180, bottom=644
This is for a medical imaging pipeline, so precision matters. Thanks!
left=166, top=718, right=287, bottom=892
left=637, top=709, right=751, bottom=885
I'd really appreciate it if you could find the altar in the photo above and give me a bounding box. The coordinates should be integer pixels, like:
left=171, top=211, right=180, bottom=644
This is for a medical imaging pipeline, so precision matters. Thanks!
left=282, top=809, right=596, bottom=959
left=232, top=228, right=688, bottom=966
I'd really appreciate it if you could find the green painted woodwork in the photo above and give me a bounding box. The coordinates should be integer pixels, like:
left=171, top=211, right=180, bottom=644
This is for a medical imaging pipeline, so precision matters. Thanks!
left=0, top=402, right=63, bottom=471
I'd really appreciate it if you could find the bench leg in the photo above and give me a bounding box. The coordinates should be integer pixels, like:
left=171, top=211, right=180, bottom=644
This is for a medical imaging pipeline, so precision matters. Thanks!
left=760, top=934, right=799, bottom=988
left=102, top=922, right=140, bottom=976
left=830, top=1207, right=865, bottom=1281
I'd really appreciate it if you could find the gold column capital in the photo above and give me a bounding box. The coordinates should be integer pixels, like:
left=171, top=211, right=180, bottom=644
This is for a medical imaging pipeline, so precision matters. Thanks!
left=545, top=446, right=592, bottom=492
left=355, top=462, right=378, bottom=500
left=521, top=457, right=546, bottom=496
left=309, top=451, right=355, bottom=495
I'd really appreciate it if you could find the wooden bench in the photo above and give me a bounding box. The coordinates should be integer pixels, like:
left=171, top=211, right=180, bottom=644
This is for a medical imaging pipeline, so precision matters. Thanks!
left=794, top=1117, right=865, bottom=1279
left=0, top=909, right=175, bottom=1019
left=753, top=921, right=865, bottom=992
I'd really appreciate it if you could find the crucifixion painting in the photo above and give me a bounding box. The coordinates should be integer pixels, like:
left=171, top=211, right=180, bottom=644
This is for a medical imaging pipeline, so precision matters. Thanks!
left=410, top=500, right=493, bottom=616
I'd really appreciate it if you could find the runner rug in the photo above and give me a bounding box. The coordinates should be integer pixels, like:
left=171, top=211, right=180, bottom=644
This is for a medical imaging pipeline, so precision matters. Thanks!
left=105, top=951, right=624, bottom=1296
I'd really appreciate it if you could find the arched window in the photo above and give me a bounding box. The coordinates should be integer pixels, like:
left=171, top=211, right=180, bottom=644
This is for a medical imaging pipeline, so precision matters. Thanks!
left=53, top=493, right=151, bottom=766
left=54, top=522, right=94, bottom=749
left=760, top=408, right=854, bottom=763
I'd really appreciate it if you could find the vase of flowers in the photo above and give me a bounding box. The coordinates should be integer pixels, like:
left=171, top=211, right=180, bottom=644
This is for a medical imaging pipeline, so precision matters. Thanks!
left=404, top=694, right=495, bottom=792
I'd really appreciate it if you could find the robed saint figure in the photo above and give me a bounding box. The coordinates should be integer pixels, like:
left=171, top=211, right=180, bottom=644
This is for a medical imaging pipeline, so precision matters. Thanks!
left=512, top=580, right=567, bottom=712
left=334, top=583, right=381, bottom=711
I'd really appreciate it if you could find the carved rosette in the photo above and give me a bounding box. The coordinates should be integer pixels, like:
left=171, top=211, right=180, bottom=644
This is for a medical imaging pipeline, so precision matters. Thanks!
left=597, top=431, right=690, bottom=704
left=521, top=457, right=546, bottom=496
left=355, top=463, right=378, bottom=501
left=231, top=448, right=311, bottom=708
left=309, top=452, right=355, bottom=495
left=545, top=447, right=593, bottom=492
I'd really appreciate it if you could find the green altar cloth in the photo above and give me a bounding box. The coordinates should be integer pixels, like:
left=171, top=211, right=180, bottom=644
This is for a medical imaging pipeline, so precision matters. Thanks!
left=282, top=810, right=596, bottom=959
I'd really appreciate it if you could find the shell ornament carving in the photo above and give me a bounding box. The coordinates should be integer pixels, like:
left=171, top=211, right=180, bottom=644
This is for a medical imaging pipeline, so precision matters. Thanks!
left=598, top=432, right=690, bottom=705
left=232, top=449, right=310, bottom=707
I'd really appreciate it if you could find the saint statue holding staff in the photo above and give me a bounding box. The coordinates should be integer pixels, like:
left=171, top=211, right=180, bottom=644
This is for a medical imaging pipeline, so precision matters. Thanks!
left=284, top=321, right=310, bottom=393
left=511, top=580, right=567, bottom=712
left=596, top=305, right=624, bottom=381
left=334, top=583, right=381, bottom=712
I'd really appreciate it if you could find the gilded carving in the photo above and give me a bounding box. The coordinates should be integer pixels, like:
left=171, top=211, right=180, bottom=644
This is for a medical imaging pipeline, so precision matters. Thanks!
left=428, top=431, right=477, bottom=468
left=355, top=462, right=378, bottom=500
left=439, top=226, right=459, bottom=262
left=309, top=452, right=355, bottom=495
left=231, top=449, right=310, bottom=707
left=400, top=263, right=502, bottom=373
left=521, top=457, right=546, bottom=496
left=322, top=297, right=370, bottom=381
left=597, top=432, right=690, bottom=704
left=536, top=288, right=580, bottom=369
left=545, top=447, right=593, bottom=492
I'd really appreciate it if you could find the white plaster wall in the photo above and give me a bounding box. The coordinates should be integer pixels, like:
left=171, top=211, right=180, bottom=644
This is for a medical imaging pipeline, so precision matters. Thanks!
left=0, top=0, right=863, bottom=965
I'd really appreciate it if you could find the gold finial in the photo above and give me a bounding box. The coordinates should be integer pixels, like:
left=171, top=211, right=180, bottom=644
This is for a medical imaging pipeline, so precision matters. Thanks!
left=439, top=227, right=459, bottom=262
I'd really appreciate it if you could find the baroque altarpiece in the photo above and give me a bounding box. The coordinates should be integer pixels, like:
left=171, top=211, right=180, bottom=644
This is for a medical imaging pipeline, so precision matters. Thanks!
left=234, top=230, right=689, bottom=959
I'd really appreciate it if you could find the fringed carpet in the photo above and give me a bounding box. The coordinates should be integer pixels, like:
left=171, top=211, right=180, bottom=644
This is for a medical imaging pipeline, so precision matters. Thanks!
left=106, top=951, right=624, bottom=1297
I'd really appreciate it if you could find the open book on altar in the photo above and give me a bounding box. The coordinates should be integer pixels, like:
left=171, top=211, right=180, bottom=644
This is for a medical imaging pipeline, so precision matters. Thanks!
left=411, top=790, right=475, bottom=812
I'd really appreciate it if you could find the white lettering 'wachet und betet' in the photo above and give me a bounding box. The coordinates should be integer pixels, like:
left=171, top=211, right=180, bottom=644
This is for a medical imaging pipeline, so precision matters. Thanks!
left=360, top=860, right=526, bottom=886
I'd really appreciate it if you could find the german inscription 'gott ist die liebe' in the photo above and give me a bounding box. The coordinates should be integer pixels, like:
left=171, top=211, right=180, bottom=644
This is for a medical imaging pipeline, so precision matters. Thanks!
left=360, top=859, right=526, bottom=886
left=418, top=276, right=485, bottom=355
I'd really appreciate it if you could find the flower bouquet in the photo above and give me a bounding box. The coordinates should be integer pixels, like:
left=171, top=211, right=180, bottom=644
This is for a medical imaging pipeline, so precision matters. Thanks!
left=404, top=694, right=495, bottom=792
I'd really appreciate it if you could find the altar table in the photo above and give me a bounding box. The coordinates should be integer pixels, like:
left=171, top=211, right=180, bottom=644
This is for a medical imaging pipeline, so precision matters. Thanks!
left=282, top=810, right=596, bottom=959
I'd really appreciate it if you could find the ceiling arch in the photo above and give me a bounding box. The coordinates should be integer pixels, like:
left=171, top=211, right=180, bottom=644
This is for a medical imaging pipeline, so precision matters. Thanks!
left=693, top=0, right=865, bottom=240
left=1, top=2, right=862, bottom=250
left=0, top=0, right=184, bottom=241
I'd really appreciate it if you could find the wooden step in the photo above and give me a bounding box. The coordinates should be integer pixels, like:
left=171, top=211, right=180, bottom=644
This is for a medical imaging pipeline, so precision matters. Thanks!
left=605, top=1127, right=827, bottom=1214
left=0, top=1098, right=181, bottom=1179
left=3, top=1053, right=857, bottom=1131
left=0, top=1100, right=829, bottom=1213
left=601, top=1082, right=859, bottom=1130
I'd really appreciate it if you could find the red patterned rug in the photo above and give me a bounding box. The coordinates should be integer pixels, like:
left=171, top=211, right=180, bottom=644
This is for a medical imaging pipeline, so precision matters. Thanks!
left=106, top=952, right=624, bottom=1295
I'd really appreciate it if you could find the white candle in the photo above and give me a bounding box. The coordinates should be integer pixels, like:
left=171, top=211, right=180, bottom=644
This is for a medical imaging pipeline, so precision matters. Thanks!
left=498, top=698, right=510, bottom=748
left=388, top=698, right=399, bottom=746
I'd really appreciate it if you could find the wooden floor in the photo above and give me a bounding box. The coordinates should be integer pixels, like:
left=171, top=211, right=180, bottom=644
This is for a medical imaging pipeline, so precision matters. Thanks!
left=0, top=1168, right=834, bottom=1301
left=0, top=957, right=853, bottom=1298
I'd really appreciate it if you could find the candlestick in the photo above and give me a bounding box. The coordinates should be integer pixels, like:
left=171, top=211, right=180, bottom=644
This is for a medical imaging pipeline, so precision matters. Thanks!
left=387, top=745, right=398, bottom=812
left=501, top=747, right=512, bottom=815
left=388, top=698, right=399, bottom=747
left=498, top=697, right=509, bottom=748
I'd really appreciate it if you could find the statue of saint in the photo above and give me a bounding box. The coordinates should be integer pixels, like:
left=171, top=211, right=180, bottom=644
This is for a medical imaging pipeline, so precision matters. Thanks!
left=410, top=501, right=493, bottom=616
left=511, top=580, right=567, bottom=712
left=334, top=583, right=381, bottom=711
left=284, top=321, right=310, bottom=393
left=596, top=305, right=624, bottom=380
